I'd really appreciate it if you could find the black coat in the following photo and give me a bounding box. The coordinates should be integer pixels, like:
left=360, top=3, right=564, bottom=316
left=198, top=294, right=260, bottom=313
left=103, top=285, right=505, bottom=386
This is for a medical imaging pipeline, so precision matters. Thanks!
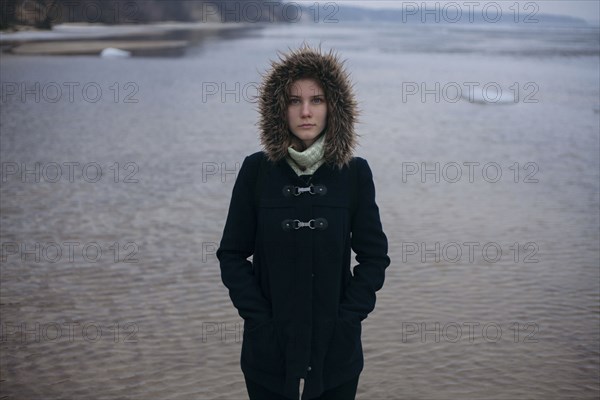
left=217, top=151, right=390, bottom=399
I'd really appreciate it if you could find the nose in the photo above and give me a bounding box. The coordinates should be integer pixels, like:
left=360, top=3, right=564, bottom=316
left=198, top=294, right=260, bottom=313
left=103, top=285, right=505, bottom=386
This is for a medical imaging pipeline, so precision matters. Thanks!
left=301, top=101, right=312, bottom=117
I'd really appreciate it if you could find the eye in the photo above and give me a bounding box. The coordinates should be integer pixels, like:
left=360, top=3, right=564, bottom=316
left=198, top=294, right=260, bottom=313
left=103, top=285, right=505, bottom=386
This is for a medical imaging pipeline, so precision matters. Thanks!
left=312, top=97, right=324, bottom=104
left=289, top=98, right=300, bottom=105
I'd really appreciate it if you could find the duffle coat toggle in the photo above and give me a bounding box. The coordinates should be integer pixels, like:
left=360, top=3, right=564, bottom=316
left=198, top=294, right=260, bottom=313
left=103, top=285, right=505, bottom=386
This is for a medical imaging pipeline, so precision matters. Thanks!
left=282, top=184, right=327, bottom=197
left=281, top=217, right=328, bottom=231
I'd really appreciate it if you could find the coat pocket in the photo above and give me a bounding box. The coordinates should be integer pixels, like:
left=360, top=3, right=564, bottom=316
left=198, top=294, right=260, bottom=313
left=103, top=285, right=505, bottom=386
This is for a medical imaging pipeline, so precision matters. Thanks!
left=324, top=314, right=362, bottom=368
left=242, top=319, right=284, bottom=374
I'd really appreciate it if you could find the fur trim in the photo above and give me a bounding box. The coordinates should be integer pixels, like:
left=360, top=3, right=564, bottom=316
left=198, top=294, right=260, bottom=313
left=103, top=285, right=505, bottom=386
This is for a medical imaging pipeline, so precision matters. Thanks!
left=257, top=44, right=359, bottom=170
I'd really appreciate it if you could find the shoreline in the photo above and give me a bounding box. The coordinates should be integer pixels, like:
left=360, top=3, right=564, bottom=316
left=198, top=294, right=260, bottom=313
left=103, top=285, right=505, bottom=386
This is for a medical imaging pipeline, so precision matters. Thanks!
left=0, top=22, right=261, bottom=56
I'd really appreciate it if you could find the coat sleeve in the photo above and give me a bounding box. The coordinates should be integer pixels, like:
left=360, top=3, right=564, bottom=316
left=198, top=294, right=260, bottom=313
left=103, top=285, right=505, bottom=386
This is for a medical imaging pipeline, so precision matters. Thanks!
left=339, top=158, right=391, bottom=322
left=217, top=155, right=272, bottom=322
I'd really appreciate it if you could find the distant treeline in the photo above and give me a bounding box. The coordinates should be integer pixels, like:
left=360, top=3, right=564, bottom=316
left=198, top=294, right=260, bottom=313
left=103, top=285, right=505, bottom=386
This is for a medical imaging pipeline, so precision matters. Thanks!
left=1, top=0, right=290, bottom=30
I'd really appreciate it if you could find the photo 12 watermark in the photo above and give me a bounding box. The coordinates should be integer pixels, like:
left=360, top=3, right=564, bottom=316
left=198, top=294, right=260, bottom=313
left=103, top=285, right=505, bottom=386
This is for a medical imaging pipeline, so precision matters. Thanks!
left=1, top=241, right=140, bottom=264
left=395, top=1, right=540, bottom=24
left=201, top=321, right=243, bottom=343
left=202, top=162, right=241, bottom=183
left=401, top=81, right=539, bottom=104
left=0, top=321, right=139, bottom=344
left=401, top=162, right=539, bottom=183
left=401, top=241, right=540, bottom=264
left=1, top=82, right=139, bottom=104
left=2, top=0, right=141, bottom=25
left=1, top=162, right=139, bottom=183
left=401, top=321, right=540, bottom=343
left=194, top=1, right=340, bottom=23
left=201, top=81, right=259, bottom=104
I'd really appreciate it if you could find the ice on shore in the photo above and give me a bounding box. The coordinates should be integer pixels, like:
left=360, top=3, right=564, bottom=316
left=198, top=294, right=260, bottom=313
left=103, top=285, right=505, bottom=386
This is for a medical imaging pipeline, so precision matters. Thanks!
left=100, top=47, right=131, bottom=58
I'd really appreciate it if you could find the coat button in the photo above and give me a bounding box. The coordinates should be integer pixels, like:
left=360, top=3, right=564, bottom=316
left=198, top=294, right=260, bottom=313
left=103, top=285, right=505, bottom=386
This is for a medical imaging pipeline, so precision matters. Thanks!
left=311, top=273, right=315, bottom=278
left=307, top=366, right=312, bottom=372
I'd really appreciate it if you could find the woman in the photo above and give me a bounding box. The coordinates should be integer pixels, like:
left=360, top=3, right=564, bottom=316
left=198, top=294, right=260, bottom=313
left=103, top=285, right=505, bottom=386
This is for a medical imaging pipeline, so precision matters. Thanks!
left=217, top=44, right=390, bottom=400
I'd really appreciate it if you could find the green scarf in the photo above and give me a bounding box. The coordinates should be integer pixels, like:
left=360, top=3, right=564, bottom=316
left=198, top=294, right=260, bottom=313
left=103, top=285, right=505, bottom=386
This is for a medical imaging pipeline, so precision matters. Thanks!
left=286, top=133, right=326, bottom=176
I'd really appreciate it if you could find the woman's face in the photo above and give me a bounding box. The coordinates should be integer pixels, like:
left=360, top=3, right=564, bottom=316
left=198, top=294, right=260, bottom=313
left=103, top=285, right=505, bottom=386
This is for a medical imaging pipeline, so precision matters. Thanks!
left=287, top=78, right=327, bottom=148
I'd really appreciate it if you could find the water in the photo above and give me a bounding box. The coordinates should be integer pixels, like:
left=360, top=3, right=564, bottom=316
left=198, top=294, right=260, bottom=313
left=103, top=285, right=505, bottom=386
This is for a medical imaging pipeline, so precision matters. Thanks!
left=1, top=21, right=599, bottom=400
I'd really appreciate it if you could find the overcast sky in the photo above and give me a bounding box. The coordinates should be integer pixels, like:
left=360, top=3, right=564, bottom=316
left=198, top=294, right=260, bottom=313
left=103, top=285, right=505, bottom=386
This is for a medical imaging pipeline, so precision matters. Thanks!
left=295, top=0, right=600, bottom=23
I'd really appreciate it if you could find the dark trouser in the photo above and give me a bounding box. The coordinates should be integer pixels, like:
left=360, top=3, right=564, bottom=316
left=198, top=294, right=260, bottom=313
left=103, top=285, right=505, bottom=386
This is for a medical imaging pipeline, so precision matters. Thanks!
left=245, top=375, right=360, bottom=400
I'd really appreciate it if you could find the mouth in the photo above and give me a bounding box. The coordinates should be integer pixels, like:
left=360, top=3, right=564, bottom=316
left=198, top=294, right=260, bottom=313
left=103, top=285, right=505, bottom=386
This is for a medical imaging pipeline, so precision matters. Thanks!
left=299, top=124, right=316, bottom=128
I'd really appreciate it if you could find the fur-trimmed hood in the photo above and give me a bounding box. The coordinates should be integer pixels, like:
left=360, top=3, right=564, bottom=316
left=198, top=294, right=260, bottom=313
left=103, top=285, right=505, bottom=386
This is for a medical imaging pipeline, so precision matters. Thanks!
left=257, top=45, right=359, bottom=170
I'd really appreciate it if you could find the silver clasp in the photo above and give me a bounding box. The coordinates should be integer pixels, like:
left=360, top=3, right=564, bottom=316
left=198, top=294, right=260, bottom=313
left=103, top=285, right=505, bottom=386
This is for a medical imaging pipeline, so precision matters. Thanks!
left=281, top=218, right=328, bottom=231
